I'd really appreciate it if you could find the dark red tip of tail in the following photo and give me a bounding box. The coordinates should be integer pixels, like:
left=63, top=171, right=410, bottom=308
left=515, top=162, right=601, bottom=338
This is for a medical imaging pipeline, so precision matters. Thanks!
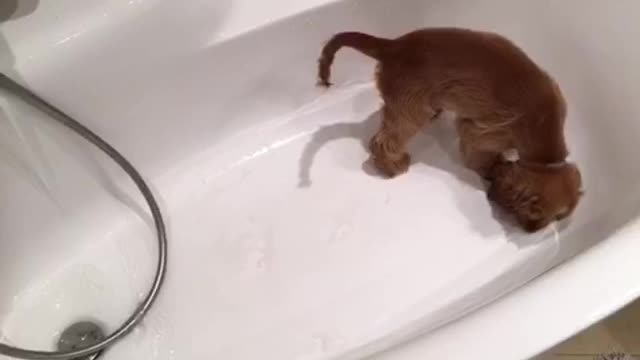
left=316, top=31, right=390, bottom=87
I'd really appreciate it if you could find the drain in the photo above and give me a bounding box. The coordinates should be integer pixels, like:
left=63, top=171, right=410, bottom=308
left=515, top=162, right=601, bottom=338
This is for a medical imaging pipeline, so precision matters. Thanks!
left=57, top=322, right=106, bottom=360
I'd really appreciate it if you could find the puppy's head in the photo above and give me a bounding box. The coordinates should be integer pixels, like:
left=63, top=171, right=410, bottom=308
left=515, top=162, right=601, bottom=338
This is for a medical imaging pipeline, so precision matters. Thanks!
left=487, top=160, right=583, bottom=232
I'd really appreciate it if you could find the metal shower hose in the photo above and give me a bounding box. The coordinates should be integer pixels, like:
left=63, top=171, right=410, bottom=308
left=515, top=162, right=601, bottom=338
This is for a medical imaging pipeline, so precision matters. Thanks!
left=0, top=73, right=168, bottom=359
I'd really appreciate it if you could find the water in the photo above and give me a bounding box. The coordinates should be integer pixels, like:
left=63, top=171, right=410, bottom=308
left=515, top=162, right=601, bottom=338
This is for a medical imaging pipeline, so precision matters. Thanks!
left=0, top=90, right=56, bottom=198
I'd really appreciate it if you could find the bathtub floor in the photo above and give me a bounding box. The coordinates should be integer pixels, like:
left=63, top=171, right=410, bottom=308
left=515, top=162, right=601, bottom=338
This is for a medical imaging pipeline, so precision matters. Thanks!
left=535, top=298, right=640, bottom=359
left=0, top=83, right=571, bottom=360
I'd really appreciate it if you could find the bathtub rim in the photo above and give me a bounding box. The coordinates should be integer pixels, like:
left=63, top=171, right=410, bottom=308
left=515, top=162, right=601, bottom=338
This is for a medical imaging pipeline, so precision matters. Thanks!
left=372, top=218, right=640, bottom=359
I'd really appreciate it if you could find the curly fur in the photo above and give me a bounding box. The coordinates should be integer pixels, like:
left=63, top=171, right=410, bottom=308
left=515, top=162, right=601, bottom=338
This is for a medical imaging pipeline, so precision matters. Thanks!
left=317, top=27, right=583, bottom=232
left=488, top=160, right=582, bottom=232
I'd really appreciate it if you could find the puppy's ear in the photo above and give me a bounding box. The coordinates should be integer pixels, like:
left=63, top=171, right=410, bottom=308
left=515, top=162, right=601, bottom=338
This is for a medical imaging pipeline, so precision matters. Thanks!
left=488, top=163, right=541, bottom=212
left=487, top=182, right=498, bottom=201
left=487, top=160, right=514, bottom=182
left=520, top=218, right=547, bottom=232
left=487, top=162, right=509, bottom=198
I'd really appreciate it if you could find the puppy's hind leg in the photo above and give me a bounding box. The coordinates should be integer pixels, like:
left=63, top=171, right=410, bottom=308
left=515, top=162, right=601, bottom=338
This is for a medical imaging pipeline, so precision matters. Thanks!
left=369, top=104, right=437, bottom=177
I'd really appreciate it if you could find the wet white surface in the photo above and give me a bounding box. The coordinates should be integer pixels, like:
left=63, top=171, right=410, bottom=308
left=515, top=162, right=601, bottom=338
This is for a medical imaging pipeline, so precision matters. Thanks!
left=1, top=0, right=640, bottom=359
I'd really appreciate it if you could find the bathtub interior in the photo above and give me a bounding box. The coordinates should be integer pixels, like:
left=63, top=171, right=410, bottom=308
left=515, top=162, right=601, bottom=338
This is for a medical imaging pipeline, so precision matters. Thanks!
left=1, top=0, right=640, bottom=359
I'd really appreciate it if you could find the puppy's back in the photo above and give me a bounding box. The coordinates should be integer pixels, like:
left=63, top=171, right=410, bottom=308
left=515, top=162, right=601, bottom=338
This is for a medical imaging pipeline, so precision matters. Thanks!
left=380, top=28, right=568, bottom=162
left=380, top=28, right=552, bottom=111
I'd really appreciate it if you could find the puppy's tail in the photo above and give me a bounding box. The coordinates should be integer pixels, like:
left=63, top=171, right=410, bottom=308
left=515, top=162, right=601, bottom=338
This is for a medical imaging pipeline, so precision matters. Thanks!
left=317, top=32, right=392, bottom=87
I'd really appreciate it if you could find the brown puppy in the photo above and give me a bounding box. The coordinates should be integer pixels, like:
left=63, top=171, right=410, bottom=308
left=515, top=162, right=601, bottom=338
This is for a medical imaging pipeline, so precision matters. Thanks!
left=317, top=28, right=582, bottom=232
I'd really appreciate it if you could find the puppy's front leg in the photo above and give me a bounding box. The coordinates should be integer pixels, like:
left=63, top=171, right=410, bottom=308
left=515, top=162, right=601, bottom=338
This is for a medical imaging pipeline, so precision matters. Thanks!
left=461, top=148, right=502, bottom=179
left=457, top=118, right=512, bottom=179
left=369, top=104, right=435, bottom=177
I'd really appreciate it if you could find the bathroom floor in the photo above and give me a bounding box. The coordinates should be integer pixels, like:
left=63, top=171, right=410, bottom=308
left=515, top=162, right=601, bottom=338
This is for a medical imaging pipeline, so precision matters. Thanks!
left=536, top=298, right=640, bottom=359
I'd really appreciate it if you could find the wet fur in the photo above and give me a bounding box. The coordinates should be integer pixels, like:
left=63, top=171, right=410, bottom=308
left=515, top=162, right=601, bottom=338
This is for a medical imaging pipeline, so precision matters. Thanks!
left=487, top=160, right=582, bottom=232
left=317, top=28, right=582, bottom=232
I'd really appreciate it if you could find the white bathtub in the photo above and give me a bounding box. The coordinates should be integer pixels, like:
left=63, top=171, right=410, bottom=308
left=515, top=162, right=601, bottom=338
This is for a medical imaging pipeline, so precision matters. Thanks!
left=2, top=0, right=640, bottom=359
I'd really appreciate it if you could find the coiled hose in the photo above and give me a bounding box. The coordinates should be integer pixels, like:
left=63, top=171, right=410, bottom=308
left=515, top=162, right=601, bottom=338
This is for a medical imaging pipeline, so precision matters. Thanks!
left=0, top=73, right=168, bottom=360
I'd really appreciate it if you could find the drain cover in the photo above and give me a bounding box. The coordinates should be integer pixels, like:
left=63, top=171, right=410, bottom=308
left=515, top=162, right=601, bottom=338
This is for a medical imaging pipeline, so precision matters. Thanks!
left=57, top=321, right=105, bottom=360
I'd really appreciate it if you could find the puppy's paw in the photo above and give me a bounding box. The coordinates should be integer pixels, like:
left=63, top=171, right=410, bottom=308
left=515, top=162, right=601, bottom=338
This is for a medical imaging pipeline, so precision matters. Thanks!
left=371, top=153, right=411, bottom=178
left=316, top=78, right=332, bottom=88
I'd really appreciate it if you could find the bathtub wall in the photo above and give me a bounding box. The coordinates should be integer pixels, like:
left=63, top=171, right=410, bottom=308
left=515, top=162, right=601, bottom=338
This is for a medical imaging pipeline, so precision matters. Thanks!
left=0, top=0, right=342, bottom=326
left=1, top=0, right=640, bottom=329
